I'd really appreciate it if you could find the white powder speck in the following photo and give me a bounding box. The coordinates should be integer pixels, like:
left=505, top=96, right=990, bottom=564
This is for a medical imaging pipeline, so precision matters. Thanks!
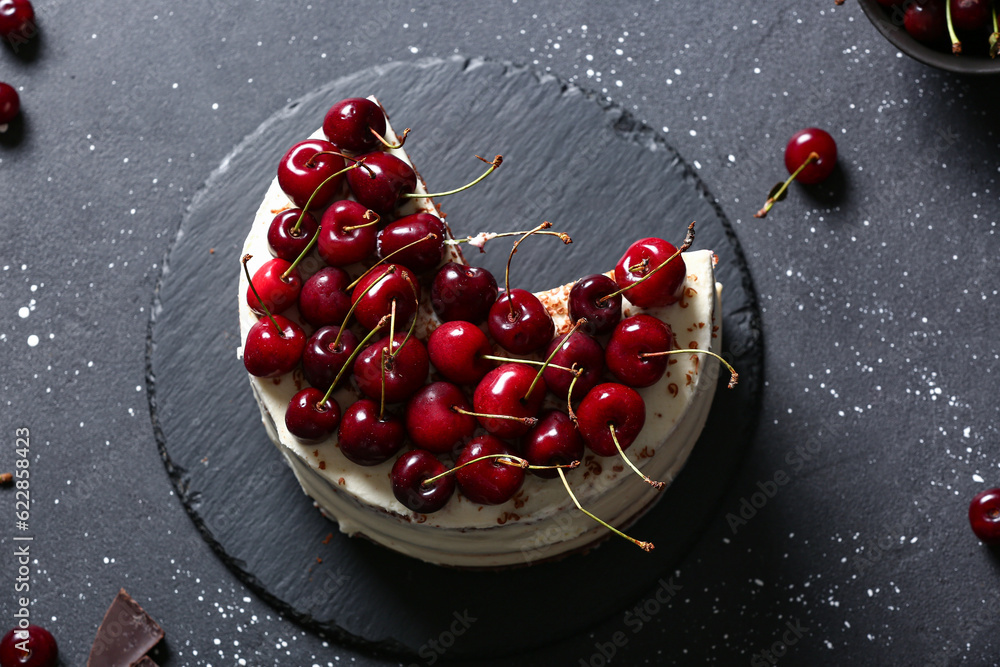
left=18, top=307, right=29, bottom=319
left=973, top=474, right=984, bottom=483
left=963, top=427, right=971, bottom=438
left=26, top=335, right=38, bottom=347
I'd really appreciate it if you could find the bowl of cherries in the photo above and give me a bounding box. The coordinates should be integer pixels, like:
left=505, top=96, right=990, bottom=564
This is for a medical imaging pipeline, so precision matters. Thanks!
left=857, top=0, right=1000, bottom=74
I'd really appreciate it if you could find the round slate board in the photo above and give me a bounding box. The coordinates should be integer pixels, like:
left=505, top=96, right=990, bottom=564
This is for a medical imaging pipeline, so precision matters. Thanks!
left=147, top=56, right=763, bottom=660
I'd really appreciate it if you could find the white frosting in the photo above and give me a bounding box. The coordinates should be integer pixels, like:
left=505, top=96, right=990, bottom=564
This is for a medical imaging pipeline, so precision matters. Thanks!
left=237, top=109, right=723, bottom=567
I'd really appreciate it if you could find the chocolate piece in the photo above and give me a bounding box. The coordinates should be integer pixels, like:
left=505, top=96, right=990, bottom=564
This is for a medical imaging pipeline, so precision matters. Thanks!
left=87, top=588, right=164, bottom=667
left=131, top=657, right=159, bottom=667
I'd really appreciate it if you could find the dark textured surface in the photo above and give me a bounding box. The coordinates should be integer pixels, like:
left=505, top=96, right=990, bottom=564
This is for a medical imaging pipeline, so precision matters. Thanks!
left=148, top=56, right=762, bottom=660
left=2, top=3, right=1000, bottom=666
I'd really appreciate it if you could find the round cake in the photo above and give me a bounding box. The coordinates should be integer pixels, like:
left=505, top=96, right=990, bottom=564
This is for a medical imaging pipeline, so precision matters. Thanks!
left=237, top=97, right=724, bottom=568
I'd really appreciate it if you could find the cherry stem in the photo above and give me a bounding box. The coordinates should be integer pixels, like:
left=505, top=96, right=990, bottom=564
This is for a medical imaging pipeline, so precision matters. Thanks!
left=480, top=355, right=582, bottom=377
left=525, top=318, right=587, bottom=400
left=638, top=349, right=739, bottom=389
left=566, top=366, right=581, bottom=423
left=346, top=233, right=438, bottom=291
left=320, top=315, right=389, bottom=404
left=342, top=209, right=381, bottom=233
left=444, top=229, right=572, bottom=249
left=451, top=407, right=538, bottom=428
left=371, top=126, right=410, bottom=150
left=331, top=265, right=395, bottom=351
left=291, top=160, right=366, bottom=234
left=556, top=467, right=654, bottom=552
left=242, top=254, right=285, bottom=338
left=505, top=221, right=554, bottom=320
left=947, top=0, right=962, bottom=54
left=754, top=152, right=820, bottom=219
left=281, top=225, right=322, bottom=280
left=598, top=221, right=696, bottom=305
left=304, top=149, right=371, bottom=170
left=388, top=291, right=421, bottom=361
left=379, top=347, right=389, bottom=421
left=991, top=6, right=999, bottom=58
left=610, top=424, right=665, bottom=490
left=421, top=454, right=578, bottom=487
left=403, top=154, right=503, bottom=199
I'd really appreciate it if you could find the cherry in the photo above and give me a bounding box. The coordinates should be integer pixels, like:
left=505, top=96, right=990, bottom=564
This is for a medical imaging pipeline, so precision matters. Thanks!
left=245, top=258, right=302, bottom=316
left=488, top=289, right=555, bottom=354
left=472, top=363, right=546, bottom=439
left=455, top=435, right=525, bottom=505
left=346, top=151, right=417, bottom=214
left=543, top=330, right=604, bottom=401
left=430, top=262, right=499, bottom=323
left=568, top=274, right=622, bottom=336
left=606, top=314, right=676, bottom=388
left=426, top=320, right=494, bottom=385
left=267, top=209, right=318, bottom=262
left=969, top=488, right=1000, bottom=544
left=350, top=263, right=420, bottom=331
left=950, top=0, right=990, bottom=31
left=337, top=399, right=405, bottom=465
left=755, top=128, right=838, bottom=218
left=243, top=314, right=306, bottom=378
left=521, top=410, right=583, bottom=479
left=0, top=625, right=58, bottom=667
left=298, top=266, right=351, bottom=328
left=323, top=97, right=387, bottom=154
left=576, top=383, right=645, bottom=458
left=0, top=0, right=33, bottom=39
left=285, top=388, right=341, bottom=441
left=0, top=82, right=20, bottom=126
left=353, top=332, right=429, bottom=404
left=301, top=325, right=359, bottom=391
left=391, top=449, right=455, bottom=513
left=405, top=381, right=477, bottom=454
left=904, top=0, right=947, bottom=44
left=277, top=139, right=346, bottom=209
left=316, top=200, right=379, bottom=267
left=377, top=213, right=447, bottom=274
left=613, top=237, right=686, bottom=308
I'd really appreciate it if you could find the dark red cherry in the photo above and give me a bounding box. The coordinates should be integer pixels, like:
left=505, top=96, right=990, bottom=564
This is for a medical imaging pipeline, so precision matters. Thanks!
left=784, top=128, right=837, bottom=185
left=353, top=333, right=429, bottom=404
left=487, top=289, right=555, bottom=355
left=405, top=381, right=477, bottom=454
left=950, top=0, right=990, bottom=30
left=316, top=200, right=379, bottom=267
left=301, top=325, right=359, bottom=391
left=0, top=82, right=20, bottom=125
left=568, top=274, right=622, bottom=336
left=472, top=363, right=546, bottom=439
left=277, top=139, right=346, bottom=209
left=904, top=1, right=947, bottom=44
left=427, top=320, right=495, bottom=385
left=455, top=435, right=524, bottom=505
left=521, top=410, right=584, bottom=479
left=337, top=399, right=405, bottom=466
left=576, top=383, right=646, bottom=457
left=391, top=449, right=455, bottom=513
left=606, top=314, right=676, bottom=388
left=243, top=315, right=306, bottom=378
left=323, top=97, right=387, bottom=154
left=245, top=258, right=302, bottom=316
left=267, top=209, right=318, bottom=262
left=0, top=0, right=34, bottom=39
left=543, top=331, right=605, bottom=401
left=285, top=388, right=341, bottom=441
left=0, top=624, right=58, bottom=667
left=614, top=238, right=686, bottom=308
left=346, top=151, right=417, bottom=213
left=430, top=262, right=499, bottom=323
left=298, top=266, right=351, bottom=328
left=969, top=488, right=1000, bottom=544
left=377, top=213, right=447, bottom=273
left=351, top=263, right=420, bottom=331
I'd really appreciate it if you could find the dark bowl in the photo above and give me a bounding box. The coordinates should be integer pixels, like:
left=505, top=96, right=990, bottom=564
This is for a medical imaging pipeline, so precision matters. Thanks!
left=858, top=0, right=1000, bottom=75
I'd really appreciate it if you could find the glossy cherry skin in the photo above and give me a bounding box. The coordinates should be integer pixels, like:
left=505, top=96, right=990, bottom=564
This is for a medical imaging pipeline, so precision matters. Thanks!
left=246, top=258, right=302, bottom=316
left=427, top=320, right=495, bottom=385
left=391, top=449, right=455, bottom=514
left=488, top=289, right=555, bottom=355
left=285, top=388, right=341, bottom=441
left=243, top=315, right=306, bottom=378
left=350, top=263, right=420, bottom=331
left=521, top=410, right=584, bottom=479
left=405, top=381, right=477, bottom=454
left=969, top=488, right=1000, bottom=544
left=950, top=0, right=991, bottom=30
left=0, top=0, right=34, bottom=38
left=0, top=82, right=20, bottom=125
left=323, top=97, right=387, bottom=154
left=568, top=273, right=623, bottom=336
left=267, top=208, right=318, bottom=262
left=301, top=325, right=359, bottom=391
left=0, top=625, right=58, bottom=667
left=903, top=0, right=947, bottom=44
left=606, top=314, right=676, bottom=388
left=377, top=213, right=447, bottom=274
left=455, top=435, right=525, bottom=505
left=543, top=331, right=605, bottom=401
left=353, top=333, right=429, bottom=404
left=298, top=266, right=351, bottom=328
left=430, top=262, right=499, bottom=324
left=346, top=151, right=417, bottom=214
left=614, top=238, right=686, bottom=308
left=576, top=383, right=646, bottom=457
left=316, top=200, right=378, bottom=267
left=785, top=128, right=837, bottom=185
left=472, top=363, right=546, bottom=439
left=337, top=399, right=405, bottom=466
left=277, top=139, right=346, bottom=209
